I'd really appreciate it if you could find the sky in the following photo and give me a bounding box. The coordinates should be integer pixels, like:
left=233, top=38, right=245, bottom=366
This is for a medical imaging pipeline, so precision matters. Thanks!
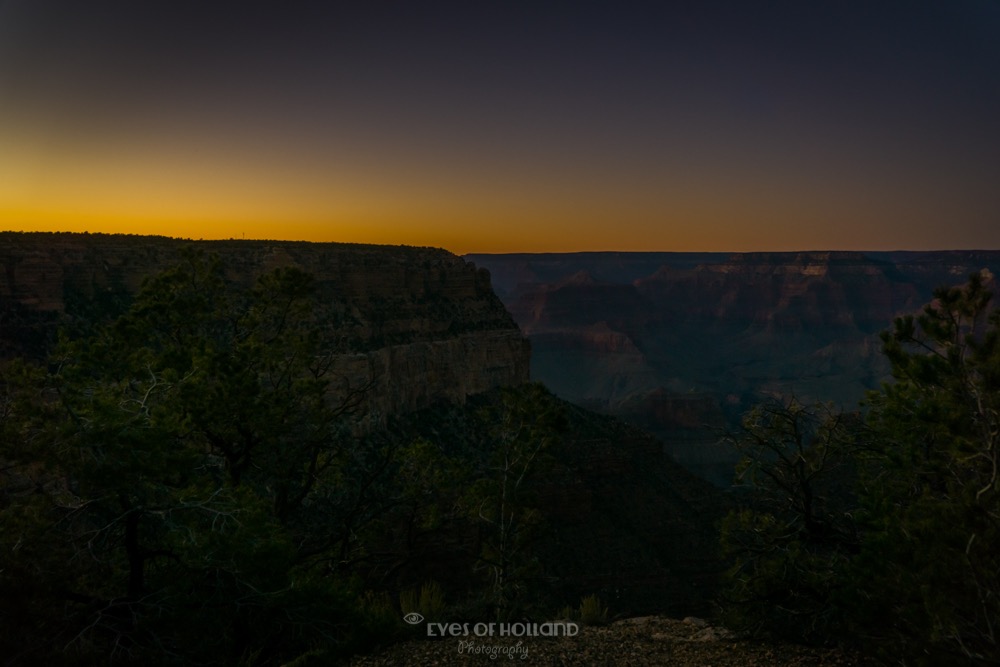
left=1, top=0, right=998, bottom=254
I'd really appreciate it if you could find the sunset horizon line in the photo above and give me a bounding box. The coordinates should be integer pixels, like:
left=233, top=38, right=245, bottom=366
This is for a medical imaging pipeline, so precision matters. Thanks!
left=3, top=228, right=998, bottom=256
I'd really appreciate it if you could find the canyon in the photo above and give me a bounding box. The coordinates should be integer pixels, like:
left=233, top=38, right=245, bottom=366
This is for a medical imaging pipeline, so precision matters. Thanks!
left=6, top=234, right=998, bottom=487
left=5, top=233, right=995, bottom=619
left=6, top=233, right=998, bottom=487
left=467, top=250, right=1000, bottom=484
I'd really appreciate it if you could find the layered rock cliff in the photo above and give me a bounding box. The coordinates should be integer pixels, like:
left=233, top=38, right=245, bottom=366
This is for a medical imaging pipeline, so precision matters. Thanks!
left=0, top=232, right=530, bottom=418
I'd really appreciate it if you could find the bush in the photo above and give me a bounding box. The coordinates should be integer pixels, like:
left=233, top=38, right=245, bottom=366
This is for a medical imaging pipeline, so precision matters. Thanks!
left=719, top=399, right=860, bottom=644
left=577, top=594, right=609, bottom=626
left=399, top=581, right=447, bottom=623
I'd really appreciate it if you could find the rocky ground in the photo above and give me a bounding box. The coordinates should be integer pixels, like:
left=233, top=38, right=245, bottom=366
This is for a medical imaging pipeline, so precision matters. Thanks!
left=347, top=616, right=878, bottom=666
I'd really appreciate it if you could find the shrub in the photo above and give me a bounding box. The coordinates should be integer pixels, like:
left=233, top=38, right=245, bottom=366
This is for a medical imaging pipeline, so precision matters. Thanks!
left=578, top=594, right=609, bottom=626
left=399, top=580, right=448, bottom=623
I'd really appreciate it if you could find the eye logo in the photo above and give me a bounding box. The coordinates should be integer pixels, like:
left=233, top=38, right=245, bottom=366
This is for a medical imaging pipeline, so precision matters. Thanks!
left=403, top=612, right=424, bottom=625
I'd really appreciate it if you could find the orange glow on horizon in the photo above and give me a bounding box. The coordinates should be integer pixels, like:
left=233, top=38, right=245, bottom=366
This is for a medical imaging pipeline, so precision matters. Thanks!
left=2, top=130, right=997, bottom=255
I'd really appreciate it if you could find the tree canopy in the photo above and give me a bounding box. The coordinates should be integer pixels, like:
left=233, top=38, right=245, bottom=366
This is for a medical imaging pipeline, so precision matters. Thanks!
left=0, top=253, right=376, bottom=664
left=722, top=271, right=1000, bottom=665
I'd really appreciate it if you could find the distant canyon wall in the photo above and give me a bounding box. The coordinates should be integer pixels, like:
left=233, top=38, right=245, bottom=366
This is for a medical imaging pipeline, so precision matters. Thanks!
left=0, top=232, right=530, bottom=419
left=467, top=250, right=1000, bottom=484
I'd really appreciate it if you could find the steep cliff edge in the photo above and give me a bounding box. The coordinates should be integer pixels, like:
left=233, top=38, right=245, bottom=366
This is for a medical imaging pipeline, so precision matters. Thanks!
left=0, top=232, right=530, bottom=417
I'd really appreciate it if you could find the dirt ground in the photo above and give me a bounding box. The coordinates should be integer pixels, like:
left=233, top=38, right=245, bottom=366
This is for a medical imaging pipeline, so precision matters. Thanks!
left=347, top=616, right=878, bottom=666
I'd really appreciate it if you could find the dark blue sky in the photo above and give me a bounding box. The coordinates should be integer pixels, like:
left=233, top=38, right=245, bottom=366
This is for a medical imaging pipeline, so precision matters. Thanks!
left=1, top=0, right=998, bottom=251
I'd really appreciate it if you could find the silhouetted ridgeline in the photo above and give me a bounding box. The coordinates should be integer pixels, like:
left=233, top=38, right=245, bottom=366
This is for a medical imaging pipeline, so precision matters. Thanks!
left=0, top=232, right=530, bottom=417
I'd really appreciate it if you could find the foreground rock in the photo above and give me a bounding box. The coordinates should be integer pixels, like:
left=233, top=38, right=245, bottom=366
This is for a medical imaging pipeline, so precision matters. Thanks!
left=347, top=617, right=876, bottom=666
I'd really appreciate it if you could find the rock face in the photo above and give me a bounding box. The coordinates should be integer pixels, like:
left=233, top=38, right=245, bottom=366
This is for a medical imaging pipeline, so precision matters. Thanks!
left=0, top=232, right=530, bottom=418
left=467, top=249, right=1000, bottom=484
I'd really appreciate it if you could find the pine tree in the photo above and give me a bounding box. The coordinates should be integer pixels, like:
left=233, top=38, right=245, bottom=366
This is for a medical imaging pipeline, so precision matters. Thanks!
left=855, top=271, right=1000, bottom=665
left=0, top=252, right=369, bottom=665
